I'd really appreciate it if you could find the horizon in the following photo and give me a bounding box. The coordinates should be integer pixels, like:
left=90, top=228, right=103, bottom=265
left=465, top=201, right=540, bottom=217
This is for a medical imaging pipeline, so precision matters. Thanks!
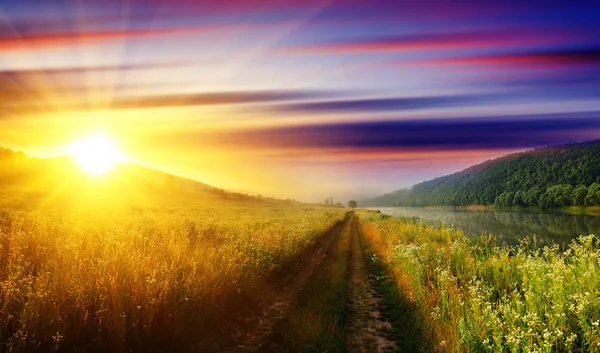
left=1, top=0, right=600, bottom=202
left=4, top=135, right=597, bottom=203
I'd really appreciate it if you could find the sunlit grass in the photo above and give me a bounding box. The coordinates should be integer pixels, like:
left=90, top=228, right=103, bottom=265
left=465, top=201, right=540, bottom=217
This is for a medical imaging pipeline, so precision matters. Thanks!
left=0, top=203, right=345, bottom=351
left=359, top=211, right=600, bottom=352
left=274, top=218, right=351, bottom=352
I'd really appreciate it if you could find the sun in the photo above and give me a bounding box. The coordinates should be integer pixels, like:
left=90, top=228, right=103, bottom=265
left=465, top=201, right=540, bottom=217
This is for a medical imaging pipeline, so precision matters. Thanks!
left=69, top=133, right=124, bottom=174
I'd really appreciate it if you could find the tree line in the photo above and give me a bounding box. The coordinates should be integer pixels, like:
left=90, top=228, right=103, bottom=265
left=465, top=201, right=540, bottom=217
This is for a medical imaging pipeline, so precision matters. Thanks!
left=494, top=183, right=600, bottom=208
left=386, top=140, right=600, bottom=208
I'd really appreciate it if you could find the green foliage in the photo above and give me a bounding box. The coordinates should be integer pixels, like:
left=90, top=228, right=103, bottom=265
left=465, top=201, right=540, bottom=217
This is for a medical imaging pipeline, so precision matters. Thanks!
left=370, top=140, right=600, bottom=208
left=348, top=200, right=358, bottom=208
left=573, top=184, right=588, bottom=206
left=586, top=183, right=600, bottom=206
left=537, top=184, right=574, bottom=208
left=361, top=213, right=600, bottom=352
left=513, top=190, right=525, bottom=207
left=524, top=187, right=542, bottom=207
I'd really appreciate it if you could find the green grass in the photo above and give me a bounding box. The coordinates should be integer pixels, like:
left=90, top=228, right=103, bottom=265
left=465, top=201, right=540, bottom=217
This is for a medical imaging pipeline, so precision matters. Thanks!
left=272, top=215, right=353, bottom=352
left=360, top=211, right=600, bottom=353
left=356, top=214, right=429, bottom=352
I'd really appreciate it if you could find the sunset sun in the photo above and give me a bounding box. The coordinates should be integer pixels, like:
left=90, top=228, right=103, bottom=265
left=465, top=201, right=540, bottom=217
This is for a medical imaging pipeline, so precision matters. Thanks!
left=70, top=133, right=123, bottom=174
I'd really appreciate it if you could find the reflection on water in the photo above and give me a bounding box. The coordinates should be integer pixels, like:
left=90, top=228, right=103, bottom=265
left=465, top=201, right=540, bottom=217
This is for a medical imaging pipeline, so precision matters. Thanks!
left=377, top=207, right=600, bottom=246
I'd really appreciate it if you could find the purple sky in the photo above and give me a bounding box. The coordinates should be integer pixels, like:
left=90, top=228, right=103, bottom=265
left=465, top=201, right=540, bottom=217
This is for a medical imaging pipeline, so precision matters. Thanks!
left=0, top=0, right=599, bottom=201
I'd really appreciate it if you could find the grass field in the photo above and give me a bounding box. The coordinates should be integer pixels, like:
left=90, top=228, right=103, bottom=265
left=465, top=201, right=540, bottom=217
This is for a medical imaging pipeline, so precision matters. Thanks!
left=360, top=211, right=600, bottom=352
left=0, top=198, right=345, bottom=351
left=3, top=166, right=600, bottom=353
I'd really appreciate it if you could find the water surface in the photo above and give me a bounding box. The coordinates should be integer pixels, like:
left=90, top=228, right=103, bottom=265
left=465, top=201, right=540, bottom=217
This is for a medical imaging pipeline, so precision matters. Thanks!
left=376, top=207, right=600, bottom=246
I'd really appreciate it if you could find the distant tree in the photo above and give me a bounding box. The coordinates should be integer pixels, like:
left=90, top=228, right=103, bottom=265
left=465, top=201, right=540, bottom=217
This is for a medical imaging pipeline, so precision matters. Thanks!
left=551, top=184, right=573, bottom=207
left=513, top=190, right=525, bottom=207
left=572, top=185, right=588, bottom=206
left=538, top=192, right=553, bottom=209
left=504, top=192, right=515, bottom=207
left=586, top=183, right=600, bottom=206
left=524, top=187, right=542, bottom=207
left=494, top=193, right=505, bottom=207
left=371, top=140, right=600, bottom=207
left=495, top=192, right=516, bottom=207
left=348, top=200, right=358, bottom=208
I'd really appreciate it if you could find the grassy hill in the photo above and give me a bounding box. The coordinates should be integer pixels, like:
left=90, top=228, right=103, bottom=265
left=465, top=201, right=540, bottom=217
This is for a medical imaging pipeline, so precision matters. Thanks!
left=0, top=147, right=288, bottom=209
left=0, top=147, right=345, bottom=351
left=361, top=139, right=600, bottom=208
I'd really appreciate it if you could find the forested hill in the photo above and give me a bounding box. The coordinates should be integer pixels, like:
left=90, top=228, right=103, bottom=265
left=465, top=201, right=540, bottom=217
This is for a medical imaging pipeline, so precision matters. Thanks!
left=362, top=139, right=600, bottom=208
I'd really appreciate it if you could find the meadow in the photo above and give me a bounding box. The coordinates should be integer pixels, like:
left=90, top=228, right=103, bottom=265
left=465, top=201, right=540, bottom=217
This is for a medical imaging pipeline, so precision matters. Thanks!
left=4, top=159, right=600, bottom=353
left=359, top=211, right=600, bottom=352
left=0, top=199, right=345, bottom=351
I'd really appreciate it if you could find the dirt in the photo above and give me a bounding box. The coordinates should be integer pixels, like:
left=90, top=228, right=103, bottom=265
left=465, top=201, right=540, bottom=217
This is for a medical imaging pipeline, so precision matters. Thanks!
left=224, top=216, right=347, bottom=352
left=346, top=217, right=398, bottom=353
left=222, top=213, right=399, bottom=352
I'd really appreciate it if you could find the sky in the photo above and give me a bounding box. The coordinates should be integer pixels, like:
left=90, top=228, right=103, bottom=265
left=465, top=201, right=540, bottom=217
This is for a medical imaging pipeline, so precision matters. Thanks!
left=0, top=0, right=599, bottom=202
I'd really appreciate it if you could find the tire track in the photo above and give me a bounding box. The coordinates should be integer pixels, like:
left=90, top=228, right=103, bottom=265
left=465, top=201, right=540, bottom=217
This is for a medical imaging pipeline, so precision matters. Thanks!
left=347, top=216, right=398, bottom=353
left=225, top=214, right=350, bottom=352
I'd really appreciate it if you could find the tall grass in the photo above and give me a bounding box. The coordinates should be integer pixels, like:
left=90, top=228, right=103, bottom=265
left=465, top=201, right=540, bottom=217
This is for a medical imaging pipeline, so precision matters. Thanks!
left=360, top=212, right=600, bottom=352
left=273, top=215, right=352, bottom=352
left=0, top=204, right=345, bottom=351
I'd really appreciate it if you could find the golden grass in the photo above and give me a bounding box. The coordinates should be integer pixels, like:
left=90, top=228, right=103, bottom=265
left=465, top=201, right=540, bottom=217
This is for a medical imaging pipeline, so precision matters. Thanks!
left=0, top=202, right=345, bottom=351
left=274, top=216, right=351, bottom=352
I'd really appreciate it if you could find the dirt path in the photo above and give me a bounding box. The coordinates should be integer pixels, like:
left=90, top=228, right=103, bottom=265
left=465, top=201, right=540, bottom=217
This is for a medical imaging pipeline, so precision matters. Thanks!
left=347, top=216, right=398, bottom=353
left=223, top=213, right=398, bottom=352
left=225, top=215, right=349, bottom=352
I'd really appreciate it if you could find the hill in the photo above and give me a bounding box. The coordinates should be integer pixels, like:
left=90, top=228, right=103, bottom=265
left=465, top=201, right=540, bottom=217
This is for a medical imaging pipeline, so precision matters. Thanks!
left=0, top=147, right=288, bottom=209
left=361, top=140, right=600, bottom=208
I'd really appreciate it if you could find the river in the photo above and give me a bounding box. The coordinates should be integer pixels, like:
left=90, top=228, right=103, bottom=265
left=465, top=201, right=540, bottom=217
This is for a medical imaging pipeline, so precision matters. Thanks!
left=376, top=207, right=600, bottom=247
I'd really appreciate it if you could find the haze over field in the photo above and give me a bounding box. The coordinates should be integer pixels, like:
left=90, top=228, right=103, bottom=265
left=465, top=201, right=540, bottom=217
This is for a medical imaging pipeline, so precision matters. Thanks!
left=1, top=0, right=600, bottom=201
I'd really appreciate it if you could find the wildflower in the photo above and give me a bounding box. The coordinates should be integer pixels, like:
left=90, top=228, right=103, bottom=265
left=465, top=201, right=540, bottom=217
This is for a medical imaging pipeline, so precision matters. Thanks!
left=52, top=332, right=63, bottom=350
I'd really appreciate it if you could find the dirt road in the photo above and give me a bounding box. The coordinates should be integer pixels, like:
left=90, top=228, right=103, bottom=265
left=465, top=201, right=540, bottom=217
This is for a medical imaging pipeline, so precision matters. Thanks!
left=346, top=216, right=398, bottom=352
left=226, top=215, right=348, bottom=351
left=224, top=213, right=398, bottom=352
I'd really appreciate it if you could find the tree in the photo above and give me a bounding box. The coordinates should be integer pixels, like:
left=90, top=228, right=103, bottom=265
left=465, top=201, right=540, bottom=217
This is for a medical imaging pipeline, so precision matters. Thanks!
left=504, top=192, right=515, bottom=207
left=513, top=190, right=525, bottom=207
left=538, top=192, right=553, bottom=209
left=365, top=140, right=600, bottom=208
left=494, top=192, right=507, bottom=207
left=348, top=200, right=358, bottom=208
left=551, top=184, right=573, bottom=207
left=586, top=183, right=600, bottom=206
left=524, top=187, right=542, bottom=207
left=572, top=185, right=588, bottom=206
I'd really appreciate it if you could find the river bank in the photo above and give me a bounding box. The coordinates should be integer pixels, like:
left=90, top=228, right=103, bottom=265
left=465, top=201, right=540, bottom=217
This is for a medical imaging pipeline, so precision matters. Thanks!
left=420, top=205, right=600, bottom=216
left=359, top=210, right=600, bottom=352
